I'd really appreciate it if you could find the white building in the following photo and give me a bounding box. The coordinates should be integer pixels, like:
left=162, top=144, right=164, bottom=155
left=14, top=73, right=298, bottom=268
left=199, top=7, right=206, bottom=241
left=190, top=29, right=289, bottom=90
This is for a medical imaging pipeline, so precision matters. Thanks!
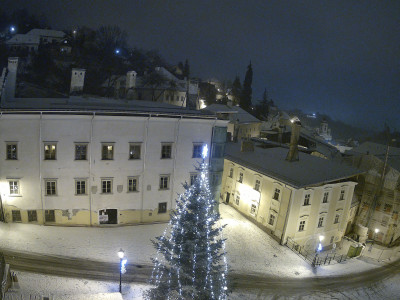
left=0, top=58, right=227, bottom=226
left=6, top=29, right=66, bottom=52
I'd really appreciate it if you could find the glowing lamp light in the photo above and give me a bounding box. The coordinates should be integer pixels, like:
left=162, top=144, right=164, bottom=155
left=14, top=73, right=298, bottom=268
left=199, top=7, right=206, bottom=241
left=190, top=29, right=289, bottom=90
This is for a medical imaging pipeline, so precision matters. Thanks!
left=121, top=258, right=127, bottom=274
left=10, top=26, right=16, bottom=32
left=118, top=248, right=125, bottom=259
left=202, top=144, right=208, bottom=159
left=317, top=243, right=322, bottom=251
left=319, top=235, right=324, bottom=242
left=115, top=49, right=120, bottom=54
left=375, top=228, right=379, bottom=234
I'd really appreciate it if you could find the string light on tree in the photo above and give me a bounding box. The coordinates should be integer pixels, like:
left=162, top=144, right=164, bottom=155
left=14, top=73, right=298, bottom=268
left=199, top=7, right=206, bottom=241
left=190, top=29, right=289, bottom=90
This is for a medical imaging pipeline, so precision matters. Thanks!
left=146, top=145, right=229, bottom=300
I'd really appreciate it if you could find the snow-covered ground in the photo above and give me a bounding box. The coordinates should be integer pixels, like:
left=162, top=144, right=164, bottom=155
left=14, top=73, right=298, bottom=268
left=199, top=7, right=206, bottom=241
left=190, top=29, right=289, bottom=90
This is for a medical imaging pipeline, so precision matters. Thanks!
left=0, top=204, right=392, bottom=299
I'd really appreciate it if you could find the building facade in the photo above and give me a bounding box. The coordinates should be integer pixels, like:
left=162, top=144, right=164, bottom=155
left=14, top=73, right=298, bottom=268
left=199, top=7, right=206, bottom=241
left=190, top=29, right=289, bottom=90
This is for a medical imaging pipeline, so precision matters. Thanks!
left=221, top=142, right=360, bottom=251
left=0, top=112, right=226, bottom=226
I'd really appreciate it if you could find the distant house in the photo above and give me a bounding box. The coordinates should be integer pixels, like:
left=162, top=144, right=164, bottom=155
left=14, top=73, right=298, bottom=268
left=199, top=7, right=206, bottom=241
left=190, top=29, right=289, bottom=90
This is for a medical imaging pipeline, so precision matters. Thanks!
left=203, top=104, right=262, bottom=141
left=6, top=29, right=66, bottom=53
left=221, top=139, right=361, bottom=251
left=102, top=67, right=198, bottom=108
left=342, top=141, right=400, bottom=246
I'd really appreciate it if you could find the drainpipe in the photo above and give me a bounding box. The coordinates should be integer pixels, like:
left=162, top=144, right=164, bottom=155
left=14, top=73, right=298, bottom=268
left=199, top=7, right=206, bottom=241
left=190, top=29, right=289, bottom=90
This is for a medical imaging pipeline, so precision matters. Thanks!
left=89, top=112, right=95, bottom=226
left=170, top=116, right=182, bottom=210
left=140, top=115, right=151, bottom=223
left=280, top=186, right=294, bottom=245
left=0, top=112, right=5, bottom=222
left=39, top=112, right=45, bottom=224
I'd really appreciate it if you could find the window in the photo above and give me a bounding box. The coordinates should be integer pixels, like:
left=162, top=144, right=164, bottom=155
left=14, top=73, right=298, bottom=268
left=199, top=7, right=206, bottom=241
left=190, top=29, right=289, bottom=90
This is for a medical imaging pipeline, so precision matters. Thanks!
left=45, top=180, right=57, bottom=196
left=273, top=188, right=281, bottom=201
left=190, top=173, right=197, bottom=186
left=384, top=203, right=392, bottom=213
left=211, top=173, right=220, bottom=186
left=102, top=144, right=114, bottom=160
left=44, top=143, right=57, bottom=160
left=339, top=190, right=345, bottom=200
left=161, top=144, right=172, bottom=159
left=235, top=195, right=240, bottom=205
left=229, top=168, right=233, bottom=178
left=159, top=175, right=170, bottom=190
left=129, top=144, right=141, bottom=159
left=318, top=217, right=324, bottom=228
left=330, top=236, right=334, bottom=244
left=158, top=202, right=167, bottom=214
left=254, top=179, right=261, bottom=191
left=250, top=204, right=257, bottom=215
left=304, top=194, right=311, bottom=206
left=334, top=214, right=340, bottom=224
left=268, top=214, right=275, bottom=226
left=192, top=144, right=204, bottom=158
left=101, top=179, right=112, bottom=194
left=6, top=143, right=18, bottom=160
left=75, top=144, right=87, bottom=160
left=45, top=210, right=55, bottom=222
left=299, top=220, right=306, bottom=231
left=322, top=192, right=329, bottom=203
left=28, top=210, right=37, bottom=222
left=238, top=172, right=243, bottom=183
left=9, top=180, right=20, bottom=195
left=128, top=177, right=138, bottom=192
left=212, top=144, right=224, bottom=158
left=75, top=180, right=86, bottom=195
left=12, top=210, right=21, bottom=222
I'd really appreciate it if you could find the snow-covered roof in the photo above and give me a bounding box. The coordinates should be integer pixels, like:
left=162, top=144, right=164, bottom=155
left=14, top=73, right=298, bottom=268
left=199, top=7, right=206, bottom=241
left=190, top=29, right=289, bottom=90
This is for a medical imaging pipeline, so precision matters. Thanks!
left=346, top=141, right=400, bottom=156
left=6, top=34, right=40, bottom=45
left=225, top=142, right=362, bottom=189
left=1, top=96, right=215, bottom=119
left=27, top=28, right=66, bottom=38
left=203, top=104, right=261, bottom=124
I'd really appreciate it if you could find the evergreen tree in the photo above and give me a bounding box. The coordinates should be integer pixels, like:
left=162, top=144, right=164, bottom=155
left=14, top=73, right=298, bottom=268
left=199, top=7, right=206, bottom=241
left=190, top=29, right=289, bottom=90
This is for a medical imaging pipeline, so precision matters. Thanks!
left=240, top=62, right=253, bottom=111
left=183, top=59, right=190, bottom=78
left=231, top=76, right=241, bottom=106
left=147, top=146, right=228, bottom=300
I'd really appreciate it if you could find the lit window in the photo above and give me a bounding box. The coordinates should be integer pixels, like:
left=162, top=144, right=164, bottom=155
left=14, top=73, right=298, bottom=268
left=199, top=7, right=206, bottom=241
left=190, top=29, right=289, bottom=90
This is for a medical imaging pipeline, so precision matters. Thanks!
left=102, top=144, right=114, bottom=160
left=268, top=214, right=275, bottom=226
left=192, top=144, right=204, bottom=158
left=45, top=180, right=57, bottom=195
left=339, top=190, right=345, bottom=200
left=254, top=179, right=261, bottom=191
left=9, top=180, right=19, bottom=195
left=6, top=143, right=18, bottom=160
left=128, top=177, right=138, bottom=192
left=304, top=194, right=311, bottom=206
left=44, top=143, right=57, bottom=160
left=75, top=144, right=87, bottom=160
left=273, top=188, right=281, bottom=201
left=158, top=202, right=167, bottom=214
left=322, top=192, right=329, bottom=203
left=238, top=172, right=243, bottom=183
left=129, top=144, right=141, bottom=159
left=101, top=179, right=112, bottom=194
left=229, top=168, right=233, bottom=178
left=334, top=214, right=340, bottom=224
left=318, top=217, right=324, bottom=228
left=160, top=175, right=170, bottom=190
left=161, top=144, right=172, bottom=159
left=190, top=173, right=197, bottom=186
left=299, top=220, right=306, bottom=231
left=75, top=180, right=86, bottom=195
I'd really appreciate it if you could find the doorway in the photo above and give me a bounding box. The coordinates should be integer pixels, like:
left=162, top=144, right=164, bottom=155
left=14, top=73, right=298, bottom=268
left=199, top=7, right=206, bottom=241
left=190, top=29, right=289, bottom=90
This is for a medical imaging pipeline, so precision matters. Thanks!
left=225, top=192, right=230, bottom=204
left=99, top=209, right=118, bottom=224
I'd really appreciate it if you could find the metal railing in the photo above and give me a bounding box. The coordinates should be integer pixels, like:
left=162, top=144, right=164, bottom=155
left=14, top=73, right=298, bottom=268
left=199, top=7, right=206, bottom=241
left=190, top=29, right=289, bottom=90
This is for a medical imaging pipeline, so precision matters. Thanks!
left=286, top=237, right=348, bottom=266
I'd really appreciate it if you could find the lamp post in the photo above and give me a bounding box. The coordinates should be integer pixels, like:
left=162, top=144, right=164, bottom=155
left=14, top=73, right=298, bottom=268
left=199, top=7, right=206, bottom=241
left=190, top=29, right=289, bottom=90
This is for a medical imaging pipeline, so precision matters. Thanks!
left=118, top=248, right=125, bottom=293
left=312, top=235, right=324, bottom=267
left=373, top=228, right=379, bottom=244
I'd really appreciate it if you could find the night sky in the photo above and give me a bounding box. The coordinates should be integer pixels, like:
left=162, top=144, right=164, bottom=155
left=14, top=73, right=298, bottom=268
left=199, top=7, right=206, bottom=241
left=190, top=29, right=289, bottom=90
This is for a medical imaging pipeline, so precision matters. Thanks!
left=3, top=0, right=400, bottom=131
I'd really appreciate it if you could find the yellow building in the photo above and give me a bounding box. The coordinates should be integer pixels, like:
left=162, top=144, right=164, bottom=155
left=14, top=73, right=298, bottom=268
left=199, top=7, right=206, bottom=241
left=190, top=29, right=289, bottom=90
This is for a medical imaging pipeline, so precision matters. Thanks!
left=221, top=141, right=362, bottom=251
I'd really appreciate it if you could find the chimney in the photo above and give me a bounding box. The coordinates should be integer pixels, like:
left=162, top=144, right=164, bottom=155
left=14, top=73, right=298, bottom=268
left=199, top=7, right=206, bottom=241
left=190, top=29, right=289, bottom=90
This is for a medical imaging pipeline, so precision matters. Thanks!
left=286, top=118, right=301, bottom=162
left=70, top=68, right=85, bottom=94
left=126, top=71, right=137, bottom=90
left=3, top=57, right=19, bottom=101
left=241, top=140, right=254, bottom=152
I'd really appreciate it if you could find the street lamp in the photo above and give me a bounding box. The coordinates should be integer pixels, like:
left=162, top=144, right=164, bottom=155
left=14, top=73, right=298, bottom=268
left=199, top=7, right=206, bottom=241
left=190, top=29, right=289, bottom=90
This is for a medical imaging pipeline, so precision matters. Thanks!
left=374, top=228, right=379, bottom=243
left=117, top=248, right=125, bottom=293
left=312, top=235, right=324, bottom=267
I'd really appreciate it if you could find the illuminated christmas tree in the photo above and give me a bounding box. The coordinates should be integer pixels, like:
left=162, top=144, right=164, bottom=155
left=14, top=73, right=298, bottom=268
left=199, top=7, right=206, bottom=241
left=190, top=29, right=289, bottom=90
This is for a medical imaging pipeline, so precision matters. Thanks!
left=146, top=145, right=228, bottom=300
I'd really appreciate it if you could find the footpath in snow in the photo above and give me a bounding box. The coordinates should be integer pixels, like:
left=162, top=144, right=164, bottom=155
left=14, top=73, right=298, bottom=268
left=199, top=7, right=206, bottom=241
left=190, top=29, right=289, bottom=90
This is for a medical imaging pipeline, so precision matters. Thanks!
left=0, top=203, right=388, bottom=298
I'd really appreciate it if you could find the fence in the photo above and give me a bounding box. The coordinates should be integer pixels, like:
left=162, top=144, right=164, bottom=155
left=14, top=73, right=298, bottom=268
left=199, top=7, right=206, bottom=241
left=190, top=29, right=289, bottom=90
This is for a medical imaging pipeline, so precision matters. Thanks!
left=286, top=237, right=348, bottom=267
